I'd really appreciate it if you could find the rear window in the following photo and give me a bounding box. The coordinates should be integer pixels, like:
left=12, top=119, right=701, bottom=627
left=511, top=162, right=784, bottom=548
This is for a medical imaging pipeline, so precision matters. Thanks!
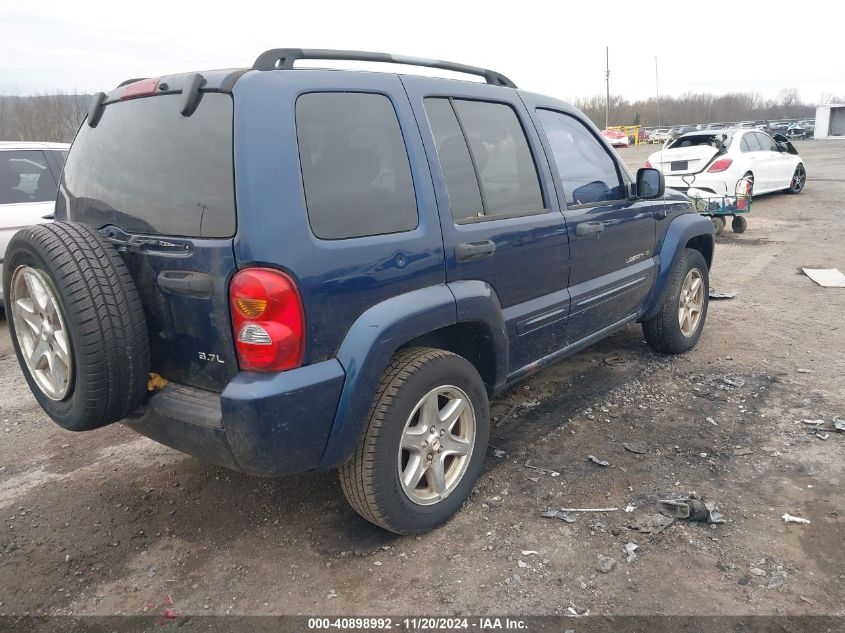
left=296, top=92, right=418, bottom=240
left=0, top=151, right=56, bottom=205
left=669, top=134, right=732, bottom=150
left=60, top=93, right=235, bottom=238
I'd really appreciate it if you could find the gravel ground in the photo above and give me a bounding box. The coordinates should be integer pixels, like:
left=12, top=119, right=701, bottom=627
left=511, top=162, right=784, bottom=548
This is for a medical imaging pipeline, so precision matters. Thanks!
left=0, top=140, right=843, bottom=618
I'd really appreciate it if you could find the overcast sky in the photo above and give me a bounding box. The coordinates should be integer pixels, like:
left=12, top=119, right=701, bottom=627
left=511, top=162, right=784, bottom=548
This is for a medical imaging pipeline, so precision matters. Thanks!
left=2, top=0, right=842, bottom=103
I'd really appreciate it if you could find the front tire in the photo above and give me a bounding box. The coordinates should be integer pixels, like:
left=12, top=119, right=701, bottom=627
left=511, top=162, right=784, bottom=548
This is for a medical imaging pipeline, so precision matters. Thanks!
left=339, top=347, right=490, bottom=534
left=643, top=248, right=709, bottom=354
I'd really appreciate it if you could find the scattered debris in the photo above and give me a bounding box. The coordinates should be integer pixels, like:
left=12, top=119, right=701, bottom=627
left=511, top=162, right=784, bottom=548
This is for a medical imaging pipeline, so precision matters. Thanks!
left=815, top=432, right=830, bottom=441
left=326, top=589, right=338, bottom=600
left=706, top=417, right=717, bottom=426
left=604, top=355, right=629, bottom=366
left=797, top=368, right=812, bottom=374
left=767, top=575, right=784, bottom=589
left=524, top=459, right=560, bottom=476
left=587, top=455, right=610, bottom=467
left=622, top=442, right=648, bottom=455
left=799, top=596, right=815, bottom=605
left=492, top=448, right=507, bottom=458
left=749, top=567, right=766, bottom=577
left=556, top=507, right=619, bottom=513
left=495, top=405, right=518, bottom=427
left=658, top=497, right=726, bottom=524
left=627, top=513, right=674, bottom=535
left=733, top=448, right=753, bottom=456
left=708, top=289, right=736, bottom=299
left=596, top=554, right=616, bottom=573
left=622, top=542, right=638, bottom=563
left=721, top=376, right=746, bottom=388
left=624, top=505, right=636, bottom=513
left=521, top=550, right=539, bottom=556
left=802, top=267, right=845, bottom=288
left=541, top=510, right=576, bottom=523
left=782, top=513, right=810, bottom=525
left=802, top=419, right=825, bottom=426
left=835, top=418, right=845, bottom=432
left=517, top=559, right=530, bottom=569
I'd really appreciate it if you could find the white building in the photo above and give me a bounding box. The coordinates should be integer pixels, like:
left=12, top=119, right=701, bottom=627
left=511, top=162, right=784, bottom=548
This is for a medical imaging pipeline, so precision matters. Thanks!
left=814, top=104, right=845, bottom=139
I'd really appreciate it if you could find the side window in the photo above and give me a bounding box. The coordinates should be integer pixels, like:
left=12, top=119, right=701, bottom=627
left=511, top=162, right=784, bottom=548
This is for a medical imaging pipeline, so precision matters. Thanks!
left=0, top=151, right=56, bottom=205
left=755, top=132, right=776, bottom=151
left=425, top=98, right=545, bottom=221
left=741, top=133, right=761, bottom=152
left=424, top=98, right=483, bottom=220
left=536, top=109, right=626, bottom=206
left=296, top=92, right=418, bottom=240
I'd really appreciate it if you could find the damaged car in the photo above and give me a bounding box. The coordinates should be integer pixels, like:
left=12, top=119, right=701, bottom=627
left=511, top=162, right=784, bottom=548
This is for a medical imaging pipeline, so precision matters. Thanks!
left=646, top=129, right=805, bottom=198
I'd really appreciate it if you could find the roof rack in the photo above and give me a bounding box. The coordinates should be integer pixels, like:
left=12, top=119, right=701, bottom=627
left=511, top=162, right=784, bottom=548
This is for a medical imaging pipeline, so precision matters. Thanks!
left=252, top=48, right=517, bottom=89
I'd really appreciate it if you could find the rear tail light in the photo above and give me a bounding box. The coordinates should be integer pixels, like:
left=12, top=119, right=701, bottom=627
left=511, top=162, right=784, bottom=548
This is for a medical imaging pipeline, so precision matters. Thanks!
left=229, top=268, right=304, bottom=372
left=707, top=158, right=733, bottom=173
left=645, top=160, right=653, bottom=168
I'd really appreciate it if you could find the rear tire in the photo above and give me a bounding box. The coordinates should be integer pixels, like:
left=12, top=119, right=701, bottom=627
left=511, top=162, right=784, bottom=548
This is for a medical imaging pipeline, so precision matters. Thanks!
left=643, top=248, right=709, bottom=354
left=339, top=347, right=490, bottom=534
left=732, top=216, right=748, bottom=233
left=786, top=164, right=805, bottom=194
left=2, top=222, right=150, bottom=431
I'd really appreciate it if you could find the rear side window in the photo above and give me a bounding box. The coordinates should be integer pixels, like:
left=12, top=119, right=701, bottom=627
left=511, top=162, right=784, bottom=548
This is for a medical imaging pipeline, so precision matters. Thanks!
left=296, top=92, right=418, bottom=240
left=741, top=133, right=761, bottom=152
left=536, top=109, right=625, bottom=206
left=60, top=93, right=234, bottom=237
left=0, top=151, right=56, bottom=205
left=755, top=132, right=777, bottom=151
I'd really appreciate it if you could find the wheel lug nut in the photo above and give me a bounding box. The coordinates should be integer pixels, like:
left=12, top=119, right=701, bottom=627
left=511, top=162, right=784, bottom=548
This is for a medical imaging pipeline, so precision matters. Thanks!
left=439, top=429, right=445, bottom=437
left=437, top=447, right=443, bottom=453
left=421, top=441, right=427, bottom=448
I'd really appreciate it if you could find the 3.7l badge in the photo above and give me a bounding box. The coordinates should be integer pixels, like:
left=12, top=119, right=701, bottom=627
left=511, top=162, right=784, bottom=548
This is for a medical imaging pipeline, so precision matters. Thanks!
left=198, top=352, right=225, bottom=364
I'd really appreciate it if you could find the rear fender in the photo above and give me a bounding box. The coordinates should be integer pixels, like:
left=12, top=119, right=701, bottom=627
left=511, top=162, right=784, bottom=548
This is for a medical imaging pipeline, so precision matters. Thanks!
left=318, top=281, right=508, bottom=469
left=642, top=213, right=714, bottom=319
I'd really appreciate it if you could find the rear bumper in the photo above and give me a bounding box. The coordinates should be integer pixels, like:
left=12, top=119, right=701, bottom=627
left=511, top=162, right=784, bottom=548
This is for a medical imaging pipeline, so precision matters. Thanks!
left=124, top=359, right=346, bottom=476
left=665, top=173, right=730, bottom=196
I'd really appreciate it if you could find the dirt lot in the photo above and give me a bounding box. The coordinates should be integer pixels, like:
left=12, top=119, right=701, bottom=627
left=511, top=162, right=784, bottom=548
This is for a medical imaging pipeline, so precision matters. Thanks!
left=1, top=140, right=843, bottom=619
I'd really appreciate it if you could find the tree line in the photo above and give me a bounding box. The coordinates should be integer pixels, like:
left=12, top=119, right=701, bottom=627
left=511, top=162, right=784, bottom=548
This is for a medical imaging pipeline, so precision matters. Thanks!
left=1, top=88, right=839, bottom=143
left=574, top=88, right=825, bottom=129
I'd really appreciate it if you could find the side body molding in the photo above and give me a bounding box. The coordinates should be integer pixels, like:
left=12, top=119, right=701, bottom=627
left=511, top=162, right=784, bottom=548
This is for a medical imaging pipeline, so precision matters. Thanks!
left=642, top=213, right=715, bottom=319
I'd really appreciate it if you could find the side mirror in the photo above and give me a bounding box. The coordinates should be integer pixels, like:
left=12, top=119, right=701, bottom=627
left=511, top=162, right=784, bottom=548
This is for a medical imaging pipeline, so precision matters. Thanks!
left=636, top=167, right=665, bottom=199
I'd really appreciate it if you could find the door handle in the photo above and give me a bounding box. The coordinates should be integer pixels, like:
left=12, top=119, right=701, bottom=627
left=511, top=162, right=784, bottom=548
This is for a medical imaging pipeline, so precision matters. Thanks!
left=455, top=240, right=496, bottom=262
left=575, top=221, right=604, bottom=237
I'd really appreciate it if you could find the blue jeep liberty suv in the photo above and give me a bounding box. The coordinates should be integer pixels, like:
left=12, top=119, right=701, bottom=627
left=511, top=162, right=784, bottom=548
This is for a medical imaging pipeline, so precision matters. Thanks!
left=2, top=49, right=714, bottom=533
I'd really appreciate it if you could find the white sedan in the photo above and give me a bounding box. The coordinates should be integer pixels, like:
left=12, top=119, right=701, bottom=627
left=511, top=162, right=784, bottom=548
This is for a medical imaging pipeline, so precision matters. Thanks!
left=1, top=142, right=69, bottom=303
left=646, top=129, right=805, bottom=198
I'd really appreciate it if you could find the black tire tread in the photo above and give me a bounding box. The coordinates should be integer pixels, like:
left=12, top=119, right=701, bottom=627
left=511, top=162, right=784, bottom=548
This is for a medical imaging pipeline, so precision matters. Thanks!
left=3, top=222, right=149, bottom=430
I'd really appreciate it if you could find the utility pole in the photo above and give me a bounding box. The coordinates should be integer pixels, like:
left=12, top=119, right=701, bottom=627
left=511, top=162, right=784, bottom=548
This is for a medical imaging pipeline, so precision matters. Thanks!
left=655, top=56, right=660, bottom=127
left=605, top=46, right=610, bottom=129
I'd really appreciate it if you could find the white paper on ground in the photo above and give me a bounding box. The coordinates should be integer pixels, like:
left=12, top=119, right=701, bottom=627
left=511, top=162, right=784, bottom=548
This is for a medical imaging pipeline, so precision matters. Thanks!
left=802, top=268, right=845, bottom=288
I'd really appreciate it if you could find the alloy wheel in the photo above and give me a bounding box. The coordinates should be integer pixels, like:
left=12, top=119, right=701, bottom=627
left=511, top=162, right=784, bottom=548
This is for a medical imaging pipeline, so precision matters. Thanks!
left=678, top=268, right=704, bottom=338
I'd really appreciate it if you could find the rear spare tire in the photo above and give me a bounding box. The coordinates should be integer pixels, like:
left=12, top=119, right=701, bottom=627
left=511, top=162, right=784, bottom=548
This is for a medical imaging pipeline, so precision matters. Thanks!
left=2, top=222, right=149, bottom=431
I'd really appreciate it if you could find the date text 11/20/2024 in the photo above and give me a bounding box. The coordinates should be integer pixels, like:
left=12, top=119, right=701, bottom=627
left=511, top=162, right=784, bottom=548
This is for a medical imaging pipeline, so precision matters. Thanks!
left=307, top=617, right=529, bottom=630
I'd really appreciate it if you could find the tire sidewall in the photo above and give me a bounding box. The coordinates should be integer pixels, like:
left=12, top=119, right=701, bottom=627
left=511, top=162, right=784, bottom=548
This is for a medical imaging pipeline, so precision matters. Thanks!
left=371, top=354, right=490, bottom=533
left=662, top=249, right=709, bottom=352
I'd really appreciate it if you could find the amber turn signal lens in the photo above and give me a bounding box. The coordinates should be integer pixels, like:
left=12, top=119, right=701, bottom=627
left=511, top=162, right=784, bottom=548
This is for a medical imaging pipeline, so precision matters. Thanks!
left=234, top=297, right=267, bottom=318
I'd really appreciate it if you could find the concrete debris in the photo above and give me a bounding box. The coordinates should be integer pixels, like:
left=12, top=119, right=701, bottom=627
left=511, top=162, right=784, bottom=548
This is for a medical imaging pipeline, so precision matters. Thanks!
left=627, top=513, right=674, bottom=535
left=721, top=376, right=745, bottom=388
left=802, top=419, right=825, bottom=426
left=834, top=418, right=845, bottom=432
left=596, top=554, right=616, bottom=573
left=706, top=417, right=717, bottom=426
left=517, top=559, right=530, bottom=569
left=815, top=432, right=829, bottom=441
left=622, top=442, right=648, bottom=455
left=622, top=542, right=638, bottom=563
left=521, top=550, right=539, bottom=556
left=749, top=567, right=766, bottom=577
left=782, top=513, right=810, bottom=524
left=541, top=510, right=576, bottom=523
left=624, top=505, right=636, bottom=513
left=659, top=498, right=726, bottom=524
left=708, top=289, right=736, bottom=299
left=588, top=455, right=610, bottom=467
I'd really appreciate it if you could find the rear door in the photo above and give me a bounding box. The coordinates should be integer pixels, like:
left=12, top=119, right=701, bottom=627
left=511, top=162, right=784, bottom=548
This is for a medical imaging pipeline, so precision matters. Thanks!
left=751, top=132, right=779, bottom=191
left=529, top=104, right=658, bottom=343
left=403, top=77, right=570, bottom=372
left=56, top=91, right=239, bottom=392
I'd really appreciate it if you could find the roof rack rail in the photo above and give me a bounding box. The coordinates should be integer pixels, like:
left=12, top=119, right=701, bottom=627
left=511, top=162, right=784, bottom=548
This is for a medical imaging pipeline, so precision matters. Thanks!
left=252, top=48, right=517, bottom=89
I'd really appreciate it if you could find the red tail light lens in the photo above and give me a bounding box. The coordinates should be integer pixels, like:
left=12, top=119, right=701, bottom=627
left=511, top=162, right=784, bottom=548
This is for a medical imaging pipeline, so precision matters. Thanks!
left=645, top=160, right=653, bottom=168
left=230, top=268, right=304, bottom=372
left=707, top=158, right=733, bottom=173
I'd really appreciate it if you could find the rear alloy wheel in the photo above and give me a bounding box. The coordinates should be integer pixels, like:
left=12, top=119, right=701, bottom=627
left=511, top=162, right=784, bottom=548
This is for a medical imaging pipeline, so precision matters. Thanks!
left=787, top=164, right=806, bottom=194
left=339, top=347, right=489, bottom=534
